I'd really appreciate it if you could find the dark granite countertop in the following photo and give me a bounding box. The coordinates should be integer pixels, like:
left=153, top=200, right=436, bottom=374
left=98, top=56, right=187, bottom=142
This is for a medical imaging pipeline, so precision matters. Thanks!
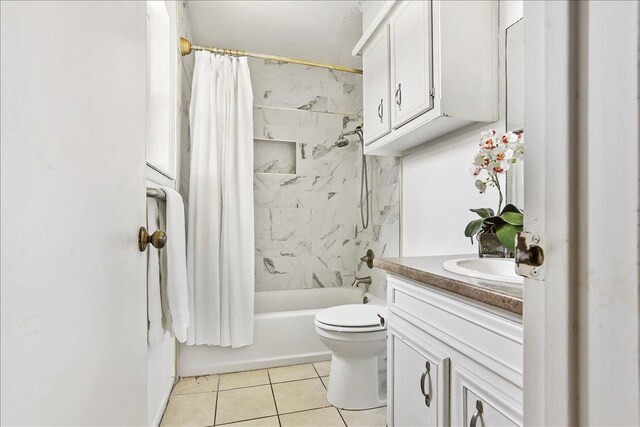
left=374, top=255, right=523, bottom=315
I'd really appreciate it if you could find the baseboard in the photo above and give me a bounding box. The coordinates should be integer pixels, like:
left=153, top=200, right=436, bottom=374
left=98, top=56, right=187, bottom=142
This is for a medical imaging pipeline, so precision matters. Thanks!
left=151, top=378, right=174, bottom=427
left=180, top=351, right=332, bottom=376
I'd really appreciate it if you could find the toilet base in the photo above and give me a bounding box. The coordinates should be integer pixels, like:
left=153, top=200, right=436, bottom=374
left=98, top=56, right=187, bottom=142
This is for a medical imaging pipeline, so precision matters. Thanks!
left=326, top=353, right=387, bottom=410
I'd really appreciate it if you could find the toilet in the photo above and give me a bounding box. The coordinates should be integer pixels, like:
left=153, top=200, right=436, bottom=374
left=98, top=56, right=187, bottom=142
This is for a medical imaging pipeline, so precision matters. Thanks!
left=314, top=304, right=387, bottom=410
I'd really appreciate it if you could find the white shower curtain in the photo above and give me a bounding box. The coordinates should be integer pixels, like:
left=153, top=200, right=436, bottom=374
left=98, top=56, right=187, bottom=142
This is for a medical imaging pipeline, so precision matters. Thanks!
left=186, top=52, right=255, bottom=347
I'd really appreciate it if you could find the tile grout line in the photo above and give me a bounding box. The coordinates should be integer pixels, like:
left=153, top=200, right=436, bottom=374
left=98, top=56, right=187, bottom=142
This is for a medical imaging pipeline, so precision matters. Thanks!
left=266, top=369, right=282, bottom=427
left=179, top=375, right=319, bottom=397
left=216, top=414, right=279, bottom=426
left=336, top=407, right=349, bottom=427
left=278, top=403, right=334, bottom=417
left=311, top=363, right=327, bottom=391
left=213, top=375, right=220, bottom=426
left=313, top=362, right=347, bottom=427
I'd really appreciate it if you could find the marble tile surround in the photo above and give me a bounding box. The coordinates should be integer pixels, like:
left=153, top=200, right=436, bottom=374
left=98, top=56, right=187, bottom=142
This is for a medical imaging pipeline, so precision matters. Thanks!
left=175, top=4, right=400, bottom=298
left=251, top=58, right=400, bottom=296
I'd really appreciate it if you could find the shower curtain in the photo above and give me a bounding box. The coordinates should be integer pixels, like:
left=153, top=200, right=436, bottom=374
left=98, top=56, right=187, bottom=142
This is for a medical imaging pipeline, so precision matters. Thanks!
left=186, top=51, right=255, bottom=347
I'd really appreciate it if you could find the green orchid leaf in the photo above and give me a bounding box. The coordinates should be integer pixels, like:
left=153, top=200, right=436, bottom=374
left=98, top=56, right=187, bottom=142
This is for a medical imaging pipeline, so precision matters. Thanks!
left=464, top=218, right=485, bottom=238
left=496, top=224, right=522, bottom=253
left=470, top=208, right=495, bottom=218
left=500, top=211, right=523, bottom=226
left=500, top=204, right=522, bottom=215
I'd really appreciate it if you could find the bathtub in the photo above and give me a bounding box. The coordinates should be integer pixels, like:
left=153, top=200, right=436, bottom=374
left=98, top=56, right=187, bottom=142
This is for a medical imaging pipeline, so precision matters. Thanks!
left=179, top=287, right=385, bottom=376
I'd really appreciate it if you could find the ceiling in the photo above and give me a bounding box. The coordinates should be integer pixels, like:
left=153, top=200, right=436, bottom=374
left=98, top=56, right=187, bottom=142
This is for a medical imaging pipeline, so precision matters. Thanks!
left=187, top=1, right=363, bottom=69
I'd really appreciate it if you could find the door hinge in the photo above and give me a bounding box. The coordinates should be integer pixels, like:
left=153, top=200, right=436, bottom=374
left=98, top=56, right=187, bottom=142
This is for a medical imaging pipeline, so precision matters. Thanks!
left=515, top=231, right=545, bottom=281
left=429, top=87, right=435, bottom=98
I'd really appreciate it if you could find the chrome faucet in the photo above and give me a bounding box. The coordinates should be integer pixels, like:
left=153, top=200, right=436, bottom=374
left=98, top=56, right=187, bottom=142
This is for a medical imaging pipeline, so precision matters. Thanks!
left=351, top=276, right=372, bottom=291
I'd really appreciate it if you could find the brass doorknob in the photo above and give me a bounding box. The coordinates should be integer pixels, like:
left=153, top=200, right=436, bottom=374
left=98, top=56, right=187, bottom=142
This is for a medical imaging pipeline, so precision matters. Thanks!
left=138, top=226, right=167, bottom=251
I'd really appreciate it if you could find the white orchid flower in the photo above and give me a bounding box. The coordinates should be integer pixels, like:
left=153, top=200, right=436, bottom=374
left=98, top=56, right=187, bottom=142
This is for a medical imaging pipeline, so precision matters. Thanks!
left=473, top=153, right=488, bottom=166
left=501, top=132, right=519, bottom=145
left=488, top=160, right=510, bottom=175
left=494, top=147, right=514, bottom=162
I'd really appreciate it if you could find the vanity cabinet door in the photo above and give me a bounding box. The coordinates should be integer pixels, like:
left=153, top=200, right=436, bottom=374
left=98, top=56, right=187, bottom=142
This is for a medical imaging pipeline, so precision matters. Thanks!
left=390, top=0, right=433, bottom=129
left=362, top=25, right=391, bottom=145
left=391, top=335, right=446, bottom=426
left=453, top=365, right=522, bottom=427
left=464, top=389, right=518, bottom=427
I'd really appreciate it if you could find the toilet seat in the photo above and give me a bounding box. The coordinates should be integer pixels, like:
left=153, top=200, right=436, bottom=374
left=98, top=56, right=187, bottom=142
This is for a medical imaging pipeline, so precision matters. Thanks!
left=315, top=304, right=386, bottom=333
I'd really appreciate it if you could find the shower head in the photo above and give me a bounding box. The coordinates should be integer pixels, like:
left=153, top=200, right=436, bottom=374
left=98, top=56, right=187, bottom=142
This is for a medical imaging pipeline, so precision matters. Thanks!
left=335, top=136, right=350, bottom=148
left=334, top=125, right=363, bottom=148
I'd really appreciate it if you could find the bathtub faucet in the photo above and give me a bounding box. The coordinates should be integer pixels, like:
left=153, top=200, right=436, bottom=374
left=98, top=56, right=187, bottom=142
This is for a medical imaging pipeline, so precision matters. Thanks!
left=350, top=276, right=372, bottom=291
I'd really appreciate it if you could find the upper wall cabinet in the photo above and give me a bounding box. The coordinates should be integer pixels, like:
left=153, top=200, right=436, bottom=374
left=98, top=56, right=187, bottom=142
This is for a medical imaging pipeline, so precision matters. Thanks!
left=362, top=26, right=391, bottom=144
left=390, top=1, right=433, bottom=128
left=354, top=1, right=499, bottom=156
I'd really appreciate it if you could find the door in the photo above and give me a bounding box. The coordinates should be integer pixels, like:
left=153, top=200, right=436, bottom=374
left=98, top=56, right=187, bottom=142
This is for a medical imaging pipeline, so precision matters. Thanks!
left=1, top=2, right=148, bottom=425
left=522, top=1, right=639, bottom=425
left=390, top=0, right=433, bottom=128
left=362, top=25, right=391, bottom=145
left=391, top=335, right=445, bottom=426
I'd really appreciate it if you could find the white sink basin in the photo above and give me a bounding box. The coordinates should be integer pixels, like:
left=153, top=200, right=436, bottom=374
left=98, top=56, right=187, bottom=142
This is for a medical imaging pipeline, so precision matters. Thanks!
left=442, top=258, right=523, bottom=285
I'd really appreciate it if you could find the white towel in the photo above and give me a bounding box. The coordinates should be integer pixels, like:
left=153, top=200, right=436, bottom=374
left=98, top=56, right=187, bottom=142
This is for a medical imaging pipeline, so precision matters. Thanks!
left=159, top=187, right=190, bottom=343
left=147, top=199, right=165, bottom=344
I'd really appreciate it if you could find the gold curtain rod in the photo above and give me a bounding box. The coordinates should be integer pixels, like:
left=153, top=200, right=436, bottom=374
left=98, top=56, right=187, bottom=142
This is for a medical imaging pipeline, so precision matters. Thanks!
left=180, top=37, right=362, bottom=75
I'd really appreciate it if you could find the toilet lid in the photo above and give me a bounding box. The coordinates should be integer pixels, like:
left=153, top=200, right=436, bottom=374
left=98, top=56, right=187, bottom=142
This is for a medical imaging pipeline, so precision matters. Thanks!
left=315, top=304, right=383, bottom=328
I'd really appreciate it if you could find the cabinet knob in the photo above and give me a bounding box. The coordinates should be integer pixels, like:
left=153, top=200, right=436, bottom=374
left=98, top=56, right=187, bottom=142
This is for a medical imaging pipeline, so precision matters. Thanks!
left=470, top=400, right=483, bottom=427
left=138, top=226, right=167, bottom=251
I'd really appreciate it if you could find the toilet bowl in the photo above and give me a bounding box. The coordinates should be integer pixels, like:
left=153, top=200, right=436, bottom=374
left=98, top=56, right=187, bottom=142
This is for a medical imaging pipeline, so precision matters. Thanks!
left=314, top=304, right=387, bottom=410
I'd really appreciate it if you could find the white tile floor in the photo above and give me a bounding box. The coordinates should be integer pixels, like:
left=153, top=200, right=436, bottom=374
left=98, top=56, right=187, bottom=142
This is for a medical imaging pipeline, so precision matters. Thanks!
left=161, top=361, right=387, bottom=427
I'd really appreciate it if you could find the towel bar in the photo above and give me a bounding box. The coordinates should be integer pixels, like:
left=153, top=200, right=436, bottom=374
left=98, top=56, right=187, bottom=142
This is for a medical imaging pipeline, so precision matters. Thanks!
left=146, top=187, right=166, bottom=201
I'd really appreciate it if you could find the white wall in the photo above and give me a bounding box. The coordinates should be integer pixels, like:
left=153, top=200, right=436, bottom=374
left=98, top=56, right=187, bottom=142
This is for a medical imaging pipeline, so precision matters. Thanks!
left=402, top=0, right=523, bottom=257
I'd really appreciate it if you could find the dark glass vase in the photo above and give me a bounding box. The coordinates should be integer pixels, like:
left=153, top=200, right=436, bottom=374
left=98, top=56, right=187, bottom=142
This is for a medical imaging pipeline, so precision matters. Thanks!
left=478, top=232, right=512, bottom=258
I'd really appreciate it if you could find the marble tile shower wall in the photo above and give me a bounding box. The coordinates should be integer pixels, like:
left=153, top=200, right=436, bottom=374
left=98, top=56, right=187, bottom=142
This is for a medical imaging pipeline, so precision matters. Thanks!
left=250, top=59, right=400, bottom=296
left=251, top=58, right=361, bottom=291
left=355, top=156, right=401, bottom=297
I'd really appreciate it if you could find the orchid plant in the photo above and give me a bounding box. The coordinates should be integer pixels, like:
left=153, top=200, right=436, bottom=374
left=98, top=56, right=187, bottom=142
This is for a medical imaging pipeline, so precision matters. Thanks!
left=465, top=130, right=525, bottom=253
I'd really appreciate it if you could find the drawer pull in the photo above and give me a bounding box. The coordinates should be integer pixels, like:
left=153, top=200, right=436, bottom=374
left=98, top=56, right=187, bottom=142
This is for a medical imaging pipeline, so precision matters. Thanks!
left=419, top=361, right=431, bottom=407
left=395, top=83, right=402, bottom=111
left=470, top=400, right=483, bottom=427
left=377, top=99, right=384, bottom=123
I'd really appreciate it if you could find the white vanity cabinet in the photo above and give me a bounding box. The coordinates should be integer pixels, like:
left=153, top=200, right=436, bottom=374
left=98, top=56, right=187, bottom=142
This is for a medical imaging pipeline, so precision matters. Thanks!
left=354, top=1, right=499, bottom=155
left=386, top=274, right=523, bottom=426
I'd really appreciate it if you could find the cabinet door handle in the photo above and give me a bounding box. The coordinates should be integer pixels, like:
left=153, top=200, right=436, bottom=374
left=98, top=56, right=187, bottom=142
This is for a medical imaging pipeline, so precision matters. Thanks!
left=470, top=400, right=483, bottom=427
left=395, top=83, right=402, bottom=111
left=377, top=99, right=384, bottom=123
left=419, top=361, right=431, bottom=407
